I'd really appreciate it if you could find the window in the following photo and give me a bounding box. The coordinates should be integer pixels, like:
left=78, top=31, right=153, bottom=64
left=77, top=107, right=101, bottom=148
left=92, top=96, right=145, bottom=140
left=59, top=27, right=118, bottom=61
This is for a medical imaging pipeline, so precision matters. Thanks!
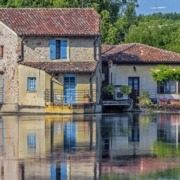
left=50, top=39, right=68, bottom=60
left=27, top=77, right=36, bottom=92
left=27, top=133, right=36, bottom=149
left=0, top=46, right=3, bottom=58
left=157, top=81, right=177, bottom=94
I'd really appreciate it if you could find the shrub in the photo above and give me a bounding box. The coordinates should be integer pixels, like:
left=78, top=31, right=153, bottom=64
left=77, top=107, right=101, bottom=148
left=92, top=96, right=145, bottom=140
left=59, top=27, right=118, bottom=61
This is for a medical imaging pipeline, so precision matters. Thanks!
left=138, top=91, right=152, bottom=107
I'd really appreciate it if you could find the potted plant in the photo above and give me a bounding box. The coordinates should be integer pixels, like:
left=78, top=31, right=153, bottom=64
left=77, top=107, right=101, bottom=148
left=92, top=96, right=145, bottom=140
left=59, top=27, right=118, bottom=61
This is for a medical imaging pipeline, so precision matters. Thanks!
left=120, top=85, right=132, bottom=99
left=102, top=84, right=114, bottom=100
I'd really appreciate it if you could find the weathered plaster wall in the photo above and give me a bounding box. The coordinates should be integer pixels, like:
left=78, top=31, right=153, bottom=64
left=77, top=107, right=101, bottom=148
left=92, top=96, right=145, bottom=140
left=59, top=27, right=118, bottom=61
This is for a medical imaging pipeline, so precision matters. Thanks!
left=110, top=65, right=180, bottom=99
left=23, top=37, right=95, bottom=62
left=0, top=23, right=20, bottom=112
left=18, top=64, right=46, bottom=107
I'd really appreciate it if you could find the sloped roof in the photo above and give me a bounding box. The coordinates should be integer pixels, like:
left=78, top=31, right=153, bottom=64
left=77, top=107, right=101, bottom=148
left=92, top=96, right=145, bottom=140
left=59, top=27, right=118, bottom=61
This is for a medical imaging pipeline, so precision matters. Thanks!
left=0, top=8, right=100, bottom=36
left=102, top=43, right=180, bottom=64
left=20, top=61, right=97, bottom=73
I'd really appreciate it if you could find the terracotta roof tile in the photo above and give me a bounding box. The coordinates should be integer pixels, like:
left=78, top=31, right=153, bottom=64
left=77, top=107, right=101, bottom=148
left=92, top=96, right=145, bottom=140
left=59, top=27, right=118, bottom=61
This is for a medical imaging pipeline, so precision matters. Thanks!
left=0, top=8, right=100, bottom=36
left=102, top=43, right=180, bottom=64
left=20, top=61, right=97, bottom=73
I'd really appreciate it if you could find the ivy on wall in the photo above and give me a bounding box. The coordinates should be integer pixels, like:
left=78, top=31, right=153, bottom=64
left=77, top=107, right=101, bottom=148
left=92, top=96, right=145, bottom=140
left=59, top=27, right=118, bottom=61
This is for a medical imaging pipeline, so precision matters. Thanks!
left=151, top=65, right=180, bottom=82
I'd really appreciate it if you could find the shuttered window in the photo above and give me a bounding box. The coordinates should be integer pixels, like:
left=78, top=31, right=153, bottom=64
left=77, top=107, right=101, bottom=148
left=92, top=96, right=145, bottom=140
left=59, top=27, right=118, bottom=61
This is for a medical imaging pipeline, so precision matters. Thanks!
left=50, top=39, right=68, bottom=60
left=0, top=46, right=3, bottom=58
left=27, top=77, right=36, bottom=92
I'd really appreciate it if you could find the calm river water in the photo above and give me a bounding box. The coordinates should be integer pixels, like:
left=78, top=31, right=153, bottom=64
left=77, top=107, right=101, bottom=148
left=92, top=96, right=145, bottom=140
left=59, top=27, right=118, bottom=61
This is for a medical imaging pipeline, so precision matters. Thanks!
left=0, top=112, right=179, bottom=179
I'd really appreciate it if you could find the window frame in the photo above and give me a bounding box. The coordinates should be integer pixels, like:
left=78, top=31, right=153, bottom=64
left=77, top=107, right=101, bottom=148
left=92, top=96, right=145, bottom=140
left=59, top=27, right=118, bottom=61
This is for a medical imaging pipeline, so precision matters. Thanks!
left=27, top=77, right=37, bottom=92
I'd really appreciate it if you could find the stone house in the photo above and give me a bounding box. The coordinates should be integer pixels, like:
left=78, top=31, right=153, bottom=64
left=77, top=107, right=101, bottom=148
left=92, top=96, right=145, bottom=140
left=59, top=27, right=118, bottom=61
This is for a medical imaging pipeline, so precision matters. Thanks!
left=102, top=43, right=180, bottom=103
left=0, top=8, right=101, bottom=113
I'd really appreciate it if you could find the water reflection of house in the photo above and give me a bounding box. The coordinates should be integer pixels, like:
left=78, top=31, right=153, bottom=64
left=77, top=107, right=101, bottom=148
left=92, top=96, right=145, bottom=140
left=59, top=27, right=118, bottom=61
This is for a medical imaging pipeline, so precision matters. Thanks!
left=99, top=113, right=180, bottom=179
left=158, top=114, right=180, bottom=145
left=0, top=115, right=98, bottom=180
left=101, top=113, right=157, bottom=158
left=18, top=116, right=46, bottom=159
left=45, top=115, right=96, bottom=153
left=0, top=116, right=19, bottom=180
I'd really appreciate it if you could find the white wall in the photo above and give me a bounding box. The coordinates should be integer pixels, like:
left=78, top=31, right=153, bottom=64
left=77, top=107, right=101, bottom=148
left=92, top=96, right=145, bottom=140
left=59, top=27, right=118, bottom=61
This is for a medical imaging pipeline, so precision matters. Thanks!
left=109, top=64, right=180, bottom=100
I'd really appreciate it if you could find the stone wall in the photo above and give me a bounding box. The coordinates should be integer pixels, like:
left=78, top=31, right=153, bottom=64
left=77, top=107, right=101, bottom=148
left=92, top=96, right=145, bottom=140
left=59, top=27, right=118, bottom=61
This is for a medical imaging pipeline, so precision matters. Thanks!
left=23, top=37, right=96, bottom=62
left=0, top=22, right=20, bottom=112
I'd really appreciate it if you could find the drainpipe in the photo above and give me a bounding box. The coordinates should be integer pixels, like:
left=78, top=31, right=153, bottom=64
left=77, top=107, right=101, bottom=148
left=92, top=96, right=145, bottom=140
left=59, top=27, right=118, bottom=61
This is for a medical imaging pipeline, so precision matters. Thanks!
left=93, top=35, right=101, bottom=61
left=92, top=35, right=102, bottom=104
left=18, top=36, right=25, bottom=63
left=89, top=75, right=93, bottom=102
left=50, top=74, right=54, bottom=104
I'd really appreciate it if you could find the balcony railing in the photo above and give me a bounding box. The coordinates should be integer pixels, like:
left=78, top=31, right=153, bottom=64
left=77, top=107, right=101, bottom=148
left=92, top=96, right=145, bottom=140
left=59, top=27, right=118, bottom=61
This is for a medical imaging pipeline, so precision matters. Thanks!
left=45, top=89, right=96, bottom=105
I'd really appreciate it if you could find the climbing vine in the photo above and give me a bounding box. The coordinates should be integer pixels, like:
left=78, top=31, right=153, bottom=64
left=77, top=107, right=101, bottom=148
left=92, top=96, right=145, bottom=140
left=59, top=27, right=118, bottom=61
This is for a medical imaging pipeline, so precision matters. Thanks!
left=151, top=65, right=180, bottom=82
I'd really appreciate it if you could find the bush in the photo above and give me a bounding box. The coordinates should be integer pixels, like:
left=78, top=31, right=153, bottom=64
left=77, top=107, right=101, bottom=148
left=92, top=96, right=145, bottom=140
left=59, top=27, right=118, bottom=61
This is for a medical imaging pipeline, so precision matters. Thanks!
left=120, top=85, right=132, bottom=95
left=138, top=91, right=152, bottom=107
left=102, top=84, right=114, bottom=96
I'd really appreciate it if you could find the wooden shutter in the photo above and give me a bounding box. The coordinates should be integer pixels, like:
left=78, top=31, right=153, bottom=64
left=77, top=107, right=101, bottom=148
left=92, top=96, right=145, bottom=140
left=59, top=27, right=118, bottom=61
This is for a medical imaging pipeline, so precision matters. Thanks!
left=50, top=40, right=56, bottom=60
left=60, top=40, right=68, bottom=59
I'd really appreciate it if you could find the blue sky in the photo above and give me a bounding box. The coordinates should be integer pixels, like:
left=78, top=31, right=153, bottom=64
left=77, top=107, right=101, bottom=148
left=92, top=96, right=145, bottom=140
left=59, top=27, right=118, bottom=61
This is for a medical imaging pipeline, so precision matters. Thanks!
left=137, top=0, right=180, bottom=14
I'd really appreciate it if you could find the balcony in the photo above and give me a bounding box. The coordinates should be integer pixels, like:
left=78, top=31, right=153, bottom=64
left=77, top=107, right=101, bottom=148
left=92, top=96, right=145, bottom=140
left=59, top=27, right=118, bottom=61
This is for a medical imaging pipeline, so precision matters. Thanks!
left=45, top=89, right=96, bottom=105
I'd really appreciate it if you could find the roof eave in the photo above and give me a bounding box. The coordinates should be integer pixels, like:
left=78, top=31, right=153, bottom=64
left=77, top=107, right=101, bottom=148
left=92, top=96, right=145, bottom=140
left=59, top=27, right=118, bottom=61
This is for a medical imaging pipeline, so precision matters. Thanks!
left=19, top=33, right=101, bottom=38
left=104, top=61, right=180, bottom=65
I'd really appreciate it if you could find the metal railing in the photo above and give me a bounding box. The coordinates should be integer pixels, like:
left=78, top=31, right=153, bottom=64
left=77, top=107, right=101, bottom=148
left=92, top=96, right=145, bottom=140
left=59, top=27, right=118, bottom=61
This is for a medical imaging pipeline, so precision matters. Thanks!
left=45, top=89, right=96, bottom=105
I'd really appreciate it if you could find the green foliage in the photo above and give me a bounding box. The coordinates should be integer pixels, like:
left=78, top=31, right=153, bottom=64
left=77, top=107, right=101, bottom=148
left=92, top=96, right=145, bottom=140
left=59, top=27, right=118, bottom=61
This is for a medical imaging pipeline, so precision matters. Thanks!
left=152, top=141, right=180, bottom=158
left=120, top=85, right=132, bottom=95
left=101, top=168, right=180, bottom=180
left=102, top=84, right=114, bottom=96
left=125, top=19, right=180, bottom=50
left=138, top=91, right=152, bottom=107
left=151, top=65, right=180, bottom=82
left=125, top=16, right=180, bottom=53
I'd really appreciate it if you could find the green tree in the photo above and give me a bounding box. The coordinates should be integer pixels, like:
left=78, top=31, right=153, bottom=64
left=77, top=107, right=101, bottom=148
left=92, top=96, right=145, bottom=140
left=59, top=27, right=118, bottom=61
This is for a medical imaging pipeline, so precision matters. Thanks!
left=125, top=19, right=180, bottom=51
left=166, top=28, right=180, bottom=53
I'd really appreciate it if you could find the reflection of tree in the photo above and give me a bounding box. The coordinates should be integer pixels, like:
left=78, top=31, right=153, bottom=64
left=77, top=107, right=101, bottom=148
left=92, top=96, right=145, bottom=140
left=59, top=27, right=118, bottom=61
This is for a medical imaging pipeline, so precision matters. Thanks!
left=139, top=114, right=156, bottom=129
left=142, top=168, right=180, bottom=180
left=152, top=141, right=180, bottom=158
